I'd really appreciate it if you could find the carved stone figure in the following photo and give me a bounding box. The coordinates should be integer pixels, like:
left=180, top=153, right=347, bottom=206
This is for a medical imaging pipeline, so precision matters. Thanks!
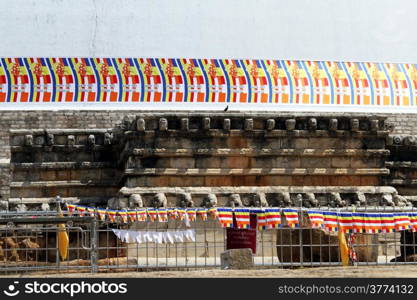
left=229, top=194, right=243, bottom=207
left=181, top=118, right=189, bottom=131
left=350, top=119, right=359, bottom=132
left=154, top=193, right=168, bottom=207
left=129, top=194, right=143, bottom=208
left=159, top=118, right=168, bottom=131
left=244, top=118, right=253, bottom=131
left=136, top=118, right=146, bottom=131
left=308, top=118, right=317, bottom=130
left=370, top=119, right=379, bottom=132
left=41, top=203, right=50, bottom=211
left=306, top=193, right=318, bottom=207
left=223, top=118, right=231, bottom=131
left=202, top=117, right=210, bottom=130
left=104, top=132, right=112, bottom=145
left=67, top=135, right=75, bottom=147
left=178, top=193, right=194, bottom=207
left=25, top=134, right=33, bottom=146
left=203, top=193, right=217, bottom=208
left=46, top=133, right=54, bottom=146
left=88, top=134, right=95, bottom=146
left=254, top=192, right=269, bottom=207
left=285, top=119, right=296, bottom=130
left=329, top=119, right=338, bottom=131
left=266, top=119, right=275, bottom=131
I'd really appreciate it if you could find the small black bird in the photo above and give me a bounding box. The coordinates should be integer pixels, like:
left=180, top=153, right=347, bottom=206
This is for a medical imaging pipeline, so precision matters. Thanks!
left=224, top=105, right=229, bottom=112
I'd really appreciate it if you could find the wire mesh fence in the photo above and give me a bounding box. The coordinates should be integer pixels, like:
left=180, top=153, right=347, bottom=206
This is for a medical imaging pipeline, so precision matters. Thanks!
left=1, top=207, right=417, bottom=275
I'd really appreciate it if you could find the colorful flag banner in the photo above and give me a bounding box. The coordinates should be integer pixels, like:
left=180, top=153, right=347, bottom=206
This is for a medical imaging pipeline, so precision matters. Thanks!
left=197, top=208, right=208, bottom=221
left=307, top=210, right=324, bottom=228
left=97, top=208, right=107, bottom=221
left=137, top=208, right=147, bottom=222
left=265, top=208, right=281, bottom=229
left=177, top=209, right=186, bottom=221
left=234, top=208, right=250, bottom=229
left=168, top=208, right=178, bottom=220
left=323, top=211, right=338, bottom=232
left=409, top=212, right=417, bottom=232
left=253, top=208, right=267, bottom=230
left=66, top=204, right=76, bottom=215
left=363, top=213, right=381, bottom=233
left=217, top=207, right=233, bottom=228
left=394, top=213, right=411, bottom=231
left=186, top=208, right=197, bottom=222
left=119, top=211, right=128, bottom=223
left=76, top=205, right=87, bottom=216
left=148, top=208, right=157, bottom=222
left=379, top=213, right=395, bottom=233
left=352, top=213, right=364, bottom=233
left=107, top=210, right=118, bottom=223
left=208, top=207, right=218, bottom=220
left=282, top=208, right=299, bottom=228
left=338, top=212, right=353, bottom=233
left=87, top=207, right=97, bottom=218
left=157, top=208, right=168, bottom=222
left=127, top=210, right=138, bottom=222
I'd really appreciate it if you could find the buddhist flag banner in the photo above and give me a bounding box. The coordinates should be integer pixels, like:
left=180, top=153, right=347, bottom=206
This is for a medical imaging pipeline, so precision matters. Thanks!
left=338, top=212, right=353, bottom=233
left=394, top=213, right=411, bottom=231
left=186, top=208, right=197, bottom=222
left=66, top=204, right=76, bottom=214
left=352, top=213, right=365, bottom=233
left=208, top=207, right=218, bottom=220
left=107, top=210, right=118, bottom=223
left=253, top=208, right=267, bottom=230
left=127, top=210, right=138, bottom=222
left=177, top=209, right=186, bottom=221
left=282, top=208, right=299, bottom=228
left=362, top=213, right=381, bottom=233
left=323, top=211, right=338, bottom=232
left=168, top=208, right=178, bottom=220
left=147, top=209, right=157, bottom=222
left=217, top=207, right=234, bottom=228
left=97, top=209, right=107, bottom=221
left=234, top=208, right=250, bottom=229
left=380, top=213, right=395, bottom=233
left=137, top=208, right=147, bottom=222
left=118, top=211, right=128, bottom=223
left=265, top=208, right=281, bottom=229
left=87, top=207, right=96, bottom=218
left=197, top=208, right=208, bottom=221
left=409, top=212, right=417, bottom=232
left=76, top=205, right=87, bottom=216
left=157, top=208, right=168, bottom=222
left=307, top=210, right=324, bottom=228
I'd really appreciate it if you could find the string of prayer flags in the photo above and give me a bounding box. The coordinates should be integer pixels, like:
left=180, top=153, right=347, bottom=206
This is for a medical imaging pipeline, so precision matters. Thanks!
left=66, top=204, right=76, bottom=214
left=197, top=208, right=208, bottom=221
left=352, top=213, right=364, bottom=233
left=380, top=213, right=395, bottom=233
left=168, top=208, right=178, bottom=220
left=217, top=207, right=234, bottom=228
left=338, top=212, right=353, bottom=233
left=76, top=205, right=87, bottom=216
left=147, top=208, right=157, bottom=222
left=363, top=213, right=381, bottom=233
left=137, top=208, right=147, bottom=222
left=265, top=208, right=281, bottom=229
left=127, top=210, right=138, bottom=222
left=107, top=210, right=118, bottom=223
left=394, top=213, right=411, bottom=231
left=208, top=207, right=218, bottom=220
left=97, top=208, right=107, bottom=221
left=409, top=212, right=417, bottom=232
left=118, top=211, right=128, bottom=223
left=234, top=208, right=250, bottom=229
left=323, top=211, right=338, bottom=232
left=87, top=207, right=97, bottom=218
left=177, top=208, right=186, bottom=221
left=157, top=208, right=168, bottom=222
left=253, top=208, right=267, bottom=230
left=282, top=208, right=299, bottom=228
left=186, top=208, right=197, bottom=222
left=307, top=210, right=324, bottom=228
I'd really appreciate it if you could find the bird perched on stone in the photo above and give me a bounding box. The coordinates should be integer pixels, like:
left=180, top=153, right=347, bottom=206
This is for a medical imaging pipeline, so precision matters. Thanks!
left=224, top=105, right=229, bottom=112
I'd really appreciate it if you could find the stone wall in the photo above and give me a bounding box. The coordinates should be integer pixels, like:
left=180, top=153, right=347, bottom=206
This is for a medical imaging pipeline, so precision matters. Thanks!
left=1, top=110, right=417, bottom=207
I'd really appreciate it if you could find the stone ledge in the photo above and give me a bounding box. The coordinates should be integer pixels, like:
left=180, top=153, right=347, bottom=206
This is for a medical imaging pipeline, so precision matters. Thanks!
left=12, top=162, right=117, bottom=169
left=10, top=180, right=119, bottom=188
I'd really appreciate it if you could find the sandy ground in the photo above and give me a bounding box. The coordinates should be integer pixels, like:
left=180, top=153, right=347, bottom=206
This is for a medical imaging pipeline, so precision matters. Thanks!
left=2, top=265, right=417, bottom=278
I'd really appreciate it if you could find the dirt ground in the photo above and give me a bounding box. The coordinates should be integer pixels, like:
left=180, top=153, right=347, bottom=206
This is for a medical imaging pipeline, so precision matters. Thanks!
left=2, top=265, right=417, bottom=278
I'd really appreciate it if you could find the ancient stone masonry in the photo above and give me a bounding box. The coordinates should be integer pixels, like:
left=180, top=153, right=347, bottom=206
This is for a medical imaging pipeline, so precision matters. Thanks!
left=5, top=112, right=411, bottom=210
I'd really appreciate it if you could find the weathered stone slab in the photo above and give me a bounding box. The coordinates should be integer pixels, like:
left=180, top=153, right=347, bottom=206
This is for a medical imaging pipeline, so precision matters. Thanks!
left=220, top=248, right=254, bottom=270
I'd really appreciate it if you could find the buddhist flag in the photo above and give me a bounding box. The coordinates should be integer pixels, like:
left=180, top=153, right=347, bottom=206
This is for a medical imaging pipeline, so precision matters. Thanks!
left=338, top=212, right=353, bottom=233
left=323, top=211, right=338, bottom=232
left=234, top=208, right=250, bottom=229
left=107, top=210, right=118, bottom=223
left=97, top=209, right=107, bottom=221
left=282, top=208, right=299, bottom=228
left=148, top=208, right=157, bottom=222
left=76, top=205, right=87, bottom=216
left=352, top=213, right=364, bottom=233
left=307, top=210, right=324, bottom=228
left=409, top=212, right=417, bottom=232
left=119, top=211, right=128, bottom=223
left=253, top=208, right=267, bottom=230
left=197, top=208, right=208, bottom=221
left=363, top=213, right=381, bottom=233
left=137, top=208, right=147, bottom=222
left=87, top=207, right=96, bottom=218
left=394, top=213, right=411, bottom=231
left=128, top=210, right=138, bottom=222
left=265, top=208, right=281, bottom=229
left=208, top=207, right=218, bottom=220
left=57, top=204, right=69, bottom=261
left=217, top=207, right=233, bottom=228
left=168, top=208, right=178, bottom=220
left=177, top=209, right=186, bottom=221
left=66, top=204, right=76, bottom=215
left=186, top=208, right=197, bottom=222
left=158, top=208, right=168, bottom=222
left=380, top=213, right=395, bottom=233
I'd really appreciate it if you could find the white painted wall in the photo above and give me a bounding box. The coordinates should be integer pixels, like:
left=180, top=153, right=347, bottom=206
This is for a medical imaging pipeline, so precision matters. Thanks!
left=0, top=0, right=416, bottom=63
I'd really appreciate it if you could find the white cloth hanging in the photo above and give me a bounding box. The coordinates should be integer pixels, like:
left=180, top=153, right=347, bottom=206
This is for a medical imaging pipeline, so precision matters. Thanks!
left=112, top=229, right=196, bottom=244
